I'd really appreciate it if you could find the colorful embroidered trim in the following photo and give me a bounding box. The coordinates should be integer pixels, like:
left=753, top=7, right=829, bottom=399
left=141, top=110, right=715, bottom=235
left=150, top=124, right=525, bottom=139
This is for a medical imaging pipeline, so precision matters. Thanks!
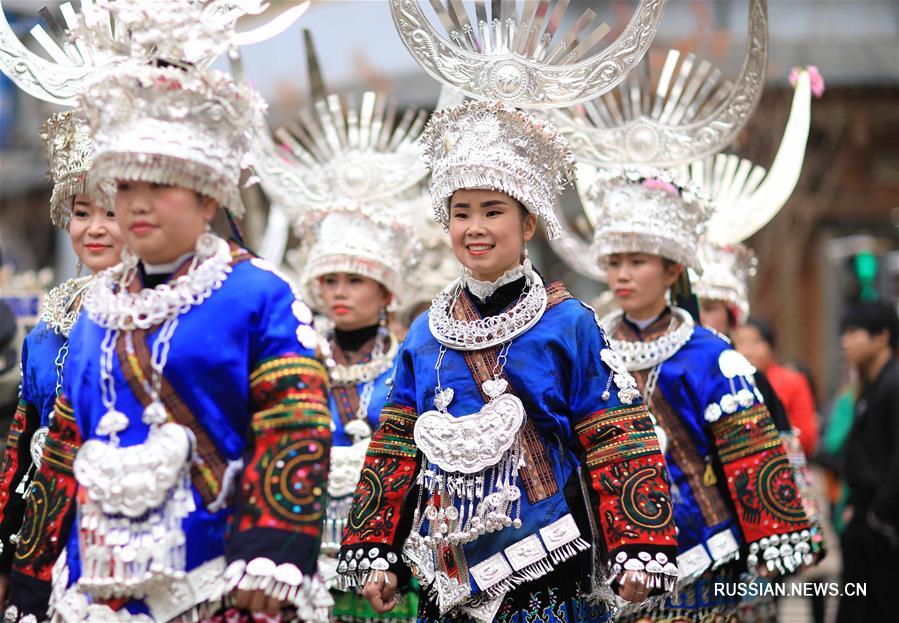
left=0, top=400, right=34, bottom=532
left=574, top=404, right=678, bottom=574
left=13, top=395, right=80, bottom=582
left=343, top=403, right=418, bottom=548
left=710, top=405, right=810, bottom=547
left=235, top=355, right=331, bottom=536
left=367, top=404, right=418, bottom=459
left=636, top=367, right=733, bottom=527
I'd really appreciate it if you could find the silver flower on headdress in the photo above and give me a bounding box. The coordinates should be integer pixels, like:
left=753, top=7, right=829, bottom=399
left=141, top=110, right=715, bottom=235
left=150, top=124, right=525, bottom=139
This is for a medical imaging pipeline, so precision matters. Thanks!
left=40, top=111, right=93, bottom=228
left=586, top=168, right=714, bottom=273
left=72, top=0, right=265, bottom=218
left=294, top=203, right=421, bottom=309
left=421, top=100, right=575, bottom=239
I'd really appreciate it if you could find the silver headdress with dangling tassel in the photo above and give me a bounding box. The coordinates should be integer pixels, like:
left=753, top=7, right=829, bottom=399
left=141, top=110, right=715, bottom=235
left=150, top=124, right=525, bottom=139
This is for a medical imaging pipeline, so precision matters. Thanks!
left=586, top=167, right=715, bottom=273
left=71, top=1, right=267, bottom=218
left=421, top=99, right=575, bottom=239
left=40, top=111, right=93, bottom=228
left=547, top=0, right=769, bottom=278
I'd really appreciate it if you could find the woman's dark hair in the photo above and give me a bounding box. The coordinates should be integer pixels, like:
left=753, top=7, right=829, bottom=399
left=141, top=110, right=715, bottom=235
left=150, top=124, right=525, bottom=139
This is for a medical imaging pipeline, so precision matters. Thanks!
left=746, top=316, right=777, bottom=348
left=840, top=301, right=899, bottom=351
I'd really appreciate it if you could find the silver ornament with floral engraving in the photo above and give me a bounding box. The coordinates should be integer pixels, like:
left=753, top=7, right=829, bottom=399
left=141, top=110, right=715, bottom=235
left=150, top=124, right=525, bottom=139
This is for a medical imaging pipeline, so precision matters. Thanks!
left=549, top=0, right=768, bottom=166
left=389, top=0, right=667, bottom=108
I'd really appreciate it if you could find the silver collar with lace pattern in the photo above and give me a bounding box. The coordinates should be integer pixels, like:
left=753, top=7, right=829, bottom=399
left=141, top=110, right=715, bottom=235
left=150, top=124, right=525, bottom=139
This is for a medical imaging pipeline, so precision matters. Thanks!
left=600, top=307, right=695, bottom=371
left=462, top=265, right=526, bottom=302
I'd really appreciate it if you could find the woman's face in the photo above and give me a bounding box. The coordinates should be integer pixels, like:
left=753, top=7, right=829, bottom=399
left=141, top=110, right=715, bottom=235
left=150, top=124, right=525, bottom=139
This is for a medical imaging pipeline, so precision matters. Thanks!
left=604, top=253, right=682, bottom=320
left=318, top=273, right=391, bottom=331
left=732, top=324, right=774, bottom=371
left=700, top=298, right=732, bottom=335
left=114, top=180, right=217, bottom=264
left=67, top=193, right=124, bottom=274
left=448, top=189, right=536, bottom=282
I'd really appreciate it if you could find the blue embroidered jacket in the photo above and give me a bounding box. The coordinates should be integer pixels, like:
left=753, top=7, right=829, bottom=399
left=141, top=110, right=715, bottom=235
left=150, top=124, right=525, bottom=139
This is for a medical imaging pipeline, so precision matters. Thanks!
left=340, top=282, right=678, bottom=615
left=608, top=309, right=812, bottom=586
left=7, top=248, right=333, bottom=621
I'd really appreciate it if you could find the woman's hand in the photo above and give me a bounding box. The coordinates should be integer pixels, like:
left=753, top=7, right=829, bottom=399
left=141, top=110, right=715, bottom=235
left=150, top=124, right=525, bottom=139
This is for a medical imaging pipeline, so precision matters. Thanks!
left=615, top=570, right=652, bottom=603
left=362, top=571, right=398, bottom=613
left=233, top=589, right=285, bottom=618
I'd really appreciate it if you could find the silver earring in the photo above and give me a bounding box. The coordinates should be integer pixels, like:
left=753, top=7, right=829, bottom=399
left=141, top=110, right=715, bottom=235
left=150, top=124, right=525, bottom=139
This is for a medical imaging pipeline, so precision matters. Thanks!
left=76, top=259, right=84, bottom=277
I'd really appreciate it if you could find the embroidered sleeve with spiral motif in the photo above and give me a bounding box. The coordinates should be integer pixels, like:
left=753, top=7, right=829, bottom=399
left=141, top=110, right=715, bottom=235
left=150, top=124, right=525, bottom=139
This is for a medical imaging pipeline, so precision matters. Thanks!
left=226, top=355, right=332, bottom=573
left=574, top=404, right=679, bottom=592
left=338, top=403, right=419, bottom=587
left=709, top=404, right=812, bottom=575
left=7, top=394, right=81, bottom=617
left=0, top=398, right=39, bottom=573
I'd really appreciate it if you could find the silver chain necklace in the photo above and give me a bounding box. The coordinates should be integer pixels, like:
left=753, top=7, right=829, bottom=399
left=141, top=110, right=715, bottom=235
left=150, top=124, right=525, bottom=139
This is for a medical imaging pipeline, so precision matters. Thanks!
left=336, top=327, right=393, bottom=442
left=85, top=234, right=231, bottom=332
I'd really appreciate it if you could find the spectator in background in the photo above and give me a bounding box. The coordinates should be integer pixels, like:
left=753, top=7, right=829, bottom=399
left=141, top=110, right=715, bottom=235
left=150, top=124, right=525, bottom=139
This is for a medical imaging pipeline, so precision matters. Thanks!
left=836, top=301, right=899, bottom=623
left=733, top=317, right=820, bottom=457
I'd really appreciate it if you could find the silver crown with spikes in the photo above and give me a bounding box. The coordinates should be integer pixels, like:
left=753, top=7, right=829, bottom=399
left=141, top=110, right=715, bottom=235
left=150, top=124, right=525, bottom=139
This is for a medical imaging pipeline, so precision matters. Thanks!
left=586, top=168, right=714, bottom=273
left=692, top=242, right=757, bottom=323
left=252, top=30, right=430, bottom=216
left=390, top=0, right=667, bottom=108
left=421, top=99, right=575, bottom=239
left=40, top=111, right=93, bottom=228
left=550, top=0, right=768, bottom=166
left=69, top=1, right=267, bottom=217
left=251, top=30, right=424, bottom=306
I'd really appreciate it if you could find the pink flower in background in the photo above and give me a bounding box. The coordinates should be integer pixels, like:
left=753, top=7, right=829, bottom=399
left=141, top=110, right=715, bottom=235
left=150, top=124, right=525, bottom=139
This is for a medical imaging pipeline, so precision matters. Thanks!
left=790, top=65, right=825, bottom=98
left=642, top=178, right=679, bottom=195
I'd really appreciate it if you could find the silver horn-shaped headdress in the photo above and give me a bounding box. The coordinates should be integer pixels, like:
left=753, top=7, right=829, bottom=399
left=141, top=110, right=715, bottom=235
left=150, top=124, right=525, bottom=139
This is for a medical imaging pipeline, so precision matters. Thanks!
left=0, top=0, right=309, bottom=105
left=688, top=67, right=818, bottom=321
left=251, top=31, right=426, bottom=304
left=251, top=30, right=430, bottom=217
left=390, top=0, right=667, bottom=108
left=550, top=0, right=768, bottom=166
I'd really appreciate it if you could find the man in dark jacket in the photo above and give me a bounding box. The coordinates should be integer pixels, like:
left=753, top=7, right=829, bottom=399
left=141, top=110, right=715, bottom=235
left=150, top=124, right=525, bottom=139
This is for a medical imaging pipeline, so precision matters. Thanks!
left=837, top=300, right=899, bottom=622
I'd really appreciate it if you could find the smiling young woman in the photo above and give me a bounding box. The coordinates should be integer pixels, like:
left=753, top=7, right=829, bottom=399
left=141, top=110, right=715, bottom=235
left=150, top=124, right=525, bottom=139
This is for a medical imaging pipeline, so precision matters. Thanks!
left=338, top=100, right=678, bottom=623
left=0, top=112, right=124, bottom=611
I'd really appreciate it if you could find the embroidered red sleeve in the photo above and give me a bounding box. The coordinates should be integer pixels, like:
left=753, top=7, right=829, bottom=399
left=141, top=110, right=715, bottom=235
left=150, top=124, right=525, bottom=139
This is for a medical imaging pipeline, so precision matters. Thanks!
left=11, top=395, right=80, bottom=583
left=574, top=404, right=678, bottom=590
left=710, top=404, right=812, bottom=575
left=339, top=403, right=419, bottom=585
left=226, top=355, right=332, bottom=573
left=0, top=399, right=40, bottom=572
